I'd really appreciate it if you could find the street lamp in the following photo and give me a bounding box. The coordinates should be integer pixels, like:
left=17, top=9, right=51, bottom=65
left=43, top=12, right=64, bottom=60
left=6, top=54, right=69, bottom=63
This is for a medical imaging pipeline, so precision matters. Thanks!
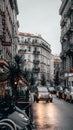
left=14, top=81, right=18, bottom=89
left=14, top=81, right=17, bottom=85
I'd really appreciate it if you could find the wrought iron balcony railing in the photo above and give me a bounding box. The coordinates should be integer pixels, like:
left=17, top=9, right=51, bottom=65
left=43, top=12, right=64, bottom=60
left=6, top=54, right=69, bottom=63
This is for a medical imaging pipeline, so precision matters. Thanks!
left=33, top=59, right=40, bottom=64
left=33, top=50, right=40, bottom=55
left=32, top=67, right=40, bottom=73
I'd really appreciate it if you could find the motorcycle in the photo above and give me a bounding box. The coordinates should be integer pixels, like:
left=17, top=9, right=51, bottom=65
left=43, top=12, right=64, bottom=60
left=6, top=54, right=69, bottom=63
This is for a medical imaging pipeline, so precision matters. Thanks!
left=0, top=98, right=31, bottom=130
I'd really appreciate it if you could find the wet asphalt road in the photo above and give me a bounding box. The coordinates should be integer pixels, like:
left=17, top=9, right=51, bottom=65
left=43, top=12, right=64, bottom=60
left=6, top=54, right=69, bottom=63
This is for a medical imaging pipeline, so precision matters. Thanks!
left=32, top=95, right=73, bottom=130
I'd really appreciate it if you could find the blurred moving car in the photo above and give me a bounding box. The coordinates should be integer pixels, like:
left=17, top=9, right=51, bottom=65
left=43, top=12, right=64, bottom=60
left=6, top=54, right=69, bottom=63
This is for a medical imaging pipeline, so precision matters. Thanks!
left=48, top=87, right=56, bottom=94
left=34, top=86, right=53, bottom=103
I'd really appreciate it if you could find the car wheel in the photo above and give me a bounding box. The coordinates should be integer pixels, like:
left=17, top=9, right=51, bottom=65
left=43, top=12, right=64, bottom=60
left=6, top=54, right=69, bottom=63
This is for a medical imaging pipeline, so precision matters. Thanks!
left=65, top=96, right=68, bottom=101
left=50, top=99, right=52, bottom=102
left=46, top=100, right=49, bottom=103
left=36, top=99, right=39, bottom=103
left=64, top=95, right=66, bottom=101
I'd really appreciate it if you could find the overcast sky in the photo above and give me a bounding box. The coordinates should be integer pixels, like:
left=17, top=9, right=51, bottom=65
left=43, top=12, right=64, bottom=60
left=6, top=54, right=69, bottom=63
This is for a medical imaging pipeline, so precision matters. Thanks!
left=17, top=0, right=61, bottom=55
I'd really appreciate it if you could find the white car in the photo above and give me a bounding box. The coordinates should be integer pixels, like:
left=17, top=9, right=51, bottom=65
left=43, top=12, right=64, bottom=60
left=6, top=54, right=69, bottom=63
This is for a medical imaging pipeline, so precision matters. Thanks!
left=48, top=87, right=56, bottom=94
left=34, top=86, right=53, bottom=103
left=65, top=89, right=73, bottom=103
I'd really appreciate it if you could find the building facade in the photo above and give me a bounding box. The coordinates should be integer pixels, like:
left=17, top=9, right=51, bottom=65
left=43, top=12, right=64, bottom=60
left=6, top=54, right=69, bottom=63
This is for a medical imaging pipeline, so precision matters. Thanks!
left=18, top=32, right=51, bottom=84
left=54, top=55, right=61, bottom=75
left=0, top=0, right=19, bottom=97
left=0, top=0, right=19, bottom=63
left=59, top=0, right=73, bottom=87
left=50, top=54, right=61, bottom=85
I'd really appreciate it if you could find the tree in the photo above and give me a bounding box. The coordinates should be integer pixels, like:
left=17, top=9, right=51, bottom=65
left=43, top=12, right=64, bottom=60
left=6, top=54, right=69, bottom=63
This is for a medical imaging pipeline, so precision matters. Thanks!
left=23, top=68, right=31, bottom=82
left=9, top=55, right=22, bottom=83
left=9, top=54, right=23, bottom=99
left=41, top=74, right=46, bottom=86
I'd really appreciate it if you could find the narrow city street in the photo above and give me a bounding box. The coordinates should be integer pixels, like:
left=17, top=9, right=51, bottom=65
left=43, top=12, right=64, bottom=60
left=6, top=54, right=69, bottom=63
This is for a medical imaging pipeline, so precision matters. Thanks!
left=0, top=0, right=73, bottom=130
left=32, top=95, right=73, bottom=130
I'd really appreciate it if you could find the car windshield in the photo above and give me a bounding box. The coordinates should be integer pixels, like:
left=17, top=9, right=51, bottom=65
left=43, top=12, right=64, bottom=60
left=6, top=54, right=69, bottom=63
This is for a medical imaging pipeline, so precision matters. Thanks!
left=49, top=87, right=54, bottom=90
left=37, top=87, right=48, bottom=92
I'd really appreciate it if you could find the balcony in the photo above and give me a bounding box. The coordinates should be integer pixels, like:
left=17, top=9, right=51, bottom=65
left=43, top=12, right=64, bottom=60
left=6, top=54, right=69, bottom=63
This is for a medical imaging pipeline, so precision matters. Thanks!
left=65, top=0, right=73, bottom=16
left=33, top=59, right=40, bottom=64
left=61, top=0, right=73, bottom=16
left=65, top=42, right=73, bottom=54
left=60, top=21, right=73, bottom=40
left=32, top=67, right=40, bottom=73
left=2, top=41, right=12, bottom=46
left=59, top=0, right=73, bottom=16
left=60, top=51, right=66, bottom=58
left=33, top=50, right=40, bottom=55
left=18, top=49, right=26, bottom=54
left=59, top=0, right=68, bottom=15
left=60, top=15, right=68, bottom=27
left=61, top=41, right=73, bottom=56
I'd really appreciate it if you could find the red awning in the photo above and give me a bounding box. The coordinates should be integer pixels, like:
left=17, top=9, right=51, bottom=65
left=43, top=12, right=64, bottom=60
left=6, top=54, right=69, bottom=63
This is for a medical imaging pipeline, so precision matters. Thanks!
left=70, top=69, right=73, bottom=73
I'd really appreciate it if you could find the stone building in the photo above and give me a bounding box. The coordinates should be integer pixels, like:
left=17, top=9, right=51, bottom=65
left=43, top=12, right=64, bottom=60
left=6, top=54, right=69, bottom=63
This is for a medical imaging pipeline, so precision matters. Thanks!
left=50, top=54, right=61, bottom=86
left=0, top=0, right=19, bottom=62
left=59, top=0, right=73, bottom=87
left=18, top=32, right=51, bottom=84
left=0, top=0, right=19, bottom=96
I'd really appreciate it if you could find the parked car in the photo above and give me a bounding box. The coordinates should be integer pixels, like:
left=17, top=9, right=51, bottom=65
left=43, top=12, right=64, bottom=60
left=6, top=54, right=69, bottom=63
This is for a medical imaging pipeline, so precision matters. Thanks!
left=65, top=88, right=73, bottom=103
left=34, top=86, right=53, bottom=103
left=56, top=86, right=63, bottom=98
left=48, top=87, right=56, bottom=94
left=62, top=88, right=69, bottom=100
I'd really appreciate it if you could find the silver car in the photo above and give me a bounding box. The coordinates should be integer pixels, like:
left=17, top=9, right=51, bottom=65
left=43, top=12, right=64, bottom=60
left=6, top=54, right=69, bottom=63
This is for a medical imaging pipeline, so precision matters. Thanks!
left=34, top=86, right=53, bottom=103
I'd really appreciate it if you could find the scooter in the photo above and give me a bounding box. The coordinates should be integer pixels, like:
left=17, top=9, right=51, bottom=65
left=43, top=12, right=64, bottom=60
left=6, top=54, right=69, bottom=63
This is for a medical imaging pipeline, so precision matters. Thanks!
left=0, top=99, right=31, bottom=130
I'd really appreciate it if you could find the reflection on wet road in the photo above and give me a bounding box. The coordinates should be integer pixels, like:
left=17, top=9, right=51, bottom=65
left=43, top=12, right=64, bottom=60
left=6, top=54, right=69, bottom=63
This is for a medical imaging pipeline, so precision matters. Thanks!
left=32, top=96, right=73, bottom=130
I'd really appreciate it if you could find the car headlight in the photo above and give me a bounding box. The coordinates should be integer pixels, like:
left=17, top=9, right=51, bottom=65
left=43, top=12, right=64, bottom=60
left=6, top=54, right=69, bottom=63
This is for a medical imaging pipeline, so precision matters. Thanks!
left=49, top=94, right=52, bottom=98
left=38, top=93, right=41, bottom=98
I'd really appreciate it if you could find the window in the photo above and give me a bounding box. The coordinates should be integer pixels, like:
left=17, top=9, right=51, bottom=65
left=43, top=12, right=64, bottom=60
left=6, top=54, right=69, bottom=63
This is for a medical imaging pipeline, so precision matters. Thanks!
left=34, top=47, right=37, bottom=51
left=28, top=46, right=31, bottom=51
left=28, top=55, right=31, bottom=61
left=32, top=39, right=34, bottom=44
left=35, top=39, right=37, bottom=43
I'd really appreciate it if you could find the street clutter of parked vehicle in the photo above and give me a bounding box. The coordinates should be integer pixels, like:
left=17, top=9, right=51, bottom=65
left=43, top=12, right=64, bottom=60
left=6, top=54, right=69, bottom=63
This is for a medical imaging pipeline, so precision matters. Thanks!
left=48, top=87, right=56, bottom=94
left=56, top=85, right=73, bottom=103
